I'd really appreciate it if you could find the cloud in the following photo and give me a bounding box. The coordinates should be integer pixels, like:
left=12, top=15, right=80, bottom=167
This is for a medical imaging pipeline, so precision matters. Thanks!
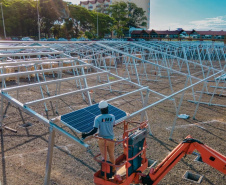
left=190, top=16, right=226, bottom=30
left=150, top=16, right=226, bottom=31
left=150, top=22, right=180, bottom=30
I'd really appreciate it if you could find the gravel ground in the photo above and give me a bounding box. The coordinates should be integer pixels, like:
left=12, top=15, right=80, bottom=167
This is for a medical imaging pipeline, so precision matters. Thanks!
left=0, top=59, right=225, bottom=185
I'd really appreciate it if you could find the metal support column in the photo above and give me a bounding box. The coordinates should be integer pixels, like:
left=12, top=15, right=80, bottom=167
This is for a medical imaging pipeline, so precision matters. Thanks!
left=140, top=89, right=152, bottom=135
left=0, top=94, right=3, bottom=130
left=183, top=48, right=196, bottom=101
left=192, top=83, right=207, bottom=119
left=169, top=75, right=189, bottom=140
left=81, top=67, right=92, bottom=105
left=44, top=126, right=55, bottom=185
left=209, top=65, right=226, bottom=104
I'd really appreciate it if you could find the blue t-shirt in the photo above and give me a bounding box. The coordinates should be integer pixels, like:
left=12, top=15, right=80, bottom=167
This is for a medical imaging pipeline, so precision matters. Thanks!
left=94, top=114, right=115, bottom=139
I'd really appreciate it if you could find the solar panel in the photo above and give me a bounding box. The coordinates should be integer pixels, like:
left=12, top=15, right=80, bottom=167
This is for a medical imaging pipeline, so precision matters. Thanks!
left=61, top=104, right=126, bottom=133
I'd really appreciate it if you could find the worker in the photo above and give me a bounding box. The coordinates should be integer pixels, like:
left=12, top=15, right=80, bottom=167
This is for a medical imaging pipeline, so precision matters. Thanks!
left=82, top=100, right=116, bottom=171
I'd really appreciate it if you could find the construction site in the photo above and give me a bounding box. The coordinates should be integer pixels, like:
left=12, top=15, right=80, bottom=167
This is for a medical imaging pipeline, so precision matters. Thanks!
left=0, top=40, right=225, bottom=185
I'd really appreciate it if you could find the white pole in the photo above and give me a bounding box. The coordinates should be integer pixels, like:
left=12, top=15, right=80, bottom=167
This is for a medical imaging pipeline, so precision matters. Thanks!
left=148, top=0, right=151, bottom=30
left=0, top=3, right=6, bottom=39
left=37, top=0, right=40, bottom=41
left=97, top=12, right=98, bottom=38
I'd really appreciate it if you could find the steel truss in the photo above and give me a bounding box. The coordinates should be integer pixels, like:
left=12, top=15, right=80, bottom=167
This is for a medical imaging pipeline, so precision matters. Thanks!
left=0, top=41, right=225, bottom=184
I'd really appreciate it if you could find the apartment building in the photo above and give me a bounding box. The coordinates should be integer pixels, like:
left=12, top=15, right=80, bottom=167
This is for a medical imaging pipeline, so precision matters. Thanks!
left=80, top=0, right=150, bottom=29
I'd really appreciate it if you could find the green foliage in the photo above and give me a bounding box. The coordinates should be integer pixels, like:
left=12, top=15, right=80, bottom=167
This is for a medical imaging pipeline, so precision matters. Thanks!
left=67, top=4, right=114, bottom=39
left=108, top=1, right=129, bottom=38
left=127, top=2, right=147, bottom=28
left=50, top=24, right=61, bottom=38
left=39, top=0, right=69, bottom=37
left=108, top=1, right=147, bottom=37
left=0, top=0, right=146, bottom=39
left=1, top=0, right=37, bottom=37
left=0, top=0, right=68, bottom=38
left=68, top=5, right=93, bottom=38
left=85, top=31, right=93, bottom=40
left=90, top=11, right=115, bottom=38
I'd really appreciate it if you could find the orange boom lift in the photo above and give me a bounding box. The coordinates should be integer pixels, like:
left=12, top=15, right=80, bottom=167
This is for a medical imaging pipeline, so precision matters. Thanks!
left=92, top=121, right=226, bottom=185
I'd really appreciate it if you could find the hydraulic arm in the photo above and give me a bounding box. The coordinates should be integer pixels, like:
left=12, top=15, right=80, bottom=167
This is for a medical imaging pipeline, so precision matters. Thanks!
left=93, top=121, right=225, bottom=185
left=141, top=135, right=226, bottom=185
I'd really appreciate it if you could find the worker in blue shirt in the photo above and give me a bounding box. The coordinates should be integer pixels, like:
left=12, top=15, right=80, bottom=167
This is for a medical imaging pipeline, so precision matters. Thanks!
left=82, top=100, right=116, bottom=169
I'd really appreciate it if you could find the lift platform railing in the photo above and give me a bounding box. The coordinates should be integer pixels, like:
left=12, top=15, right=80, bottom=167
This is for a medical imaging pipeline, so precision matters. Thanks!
left=93, top=121, right=148, bottom=183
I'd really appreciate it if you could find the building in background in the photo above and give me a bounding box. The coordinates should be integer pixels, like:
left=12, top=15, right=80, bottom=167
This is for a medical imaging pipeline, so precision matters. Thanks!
left=80, top=0, right=150, bottom=29
left=131, top=29, right=226, bottom=40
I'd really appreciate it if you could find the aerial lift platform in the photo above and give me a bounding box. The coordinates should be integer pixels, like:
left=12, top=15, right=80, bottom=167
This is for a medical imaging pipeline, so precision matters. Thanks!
left=92, top=121, right=226, bottom=185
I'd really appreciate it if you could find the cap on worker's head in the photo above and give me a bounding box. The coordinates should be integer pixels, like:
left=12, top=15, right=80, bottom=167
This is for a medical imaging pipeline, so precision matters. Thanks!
left=98, top=100, right=108, bottom=109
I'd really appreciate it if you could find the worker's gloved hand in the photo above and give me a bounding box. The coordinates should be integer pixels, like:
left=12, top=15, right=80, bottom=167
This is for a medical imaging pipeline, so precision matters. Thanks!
left=82, top=132, right=87, bottom=139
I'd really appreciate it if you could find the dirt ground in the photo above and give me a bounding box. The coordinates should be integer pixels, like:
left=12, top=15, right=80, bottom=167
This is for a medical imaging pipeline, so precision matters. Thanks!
left=0, top=58, right=225, bottom=185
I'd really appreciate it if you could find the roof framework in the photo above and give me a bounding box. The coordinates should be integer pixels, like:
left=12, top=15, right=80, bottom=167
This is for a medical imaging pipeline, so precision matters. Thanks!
left=0, top=41, right=225, bottom=184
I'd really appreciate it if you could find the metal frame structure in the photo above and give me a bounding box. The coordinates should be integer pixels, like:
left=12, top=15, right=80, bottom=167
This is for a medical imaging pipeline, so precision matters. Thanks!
left=0, top=41, right=225, bottom=184
left=49, top=41, right=225, bottom=127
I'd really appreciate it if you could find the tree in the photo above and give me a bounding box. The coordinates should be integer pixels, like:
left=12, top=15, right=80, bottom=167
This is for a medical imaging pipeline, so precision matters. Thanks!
left=108, top=1, right=129, bottom=38
left=108, top=1, right=147, bottom=37
left=90, top=11, right=115, bottom=38
left=39, top=0, right=69, bottom=37
left=0, top=0, right=37, bottom=37
left=1, top=0, right=135, bottom=39
left=68, top=5, right=93, bottom=38
left=63, top=18, right=74, bottom=38
left=50, top=24, right=61, bottom=38
left=85, top=31, right=93, bottom=40
left=0, top=0, right=68, bottom=38
left=127, top=2, right=147, bottom=28
left=67, top=5, right=114, bottom=39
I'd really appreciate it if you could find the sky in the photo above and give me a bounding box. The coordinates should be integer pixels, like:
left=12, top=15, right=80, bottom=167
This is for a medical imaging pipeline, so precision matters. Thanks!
left=66, top=0, right=226, bottom=30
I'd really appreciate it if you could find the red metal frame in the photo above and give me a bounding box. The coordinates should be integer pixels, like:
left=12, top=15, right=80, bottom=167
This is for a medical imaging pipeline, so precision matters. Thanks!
left=93, top=120, right=149, bottom=185
left=93, top=121, right=226, bottom=185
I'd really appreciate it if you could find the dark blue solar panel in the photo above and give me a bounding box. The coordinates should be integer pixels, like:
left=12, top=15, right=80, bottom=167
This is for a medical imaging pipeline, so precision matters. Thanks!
left=61, top=103, right=126, bottom=133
